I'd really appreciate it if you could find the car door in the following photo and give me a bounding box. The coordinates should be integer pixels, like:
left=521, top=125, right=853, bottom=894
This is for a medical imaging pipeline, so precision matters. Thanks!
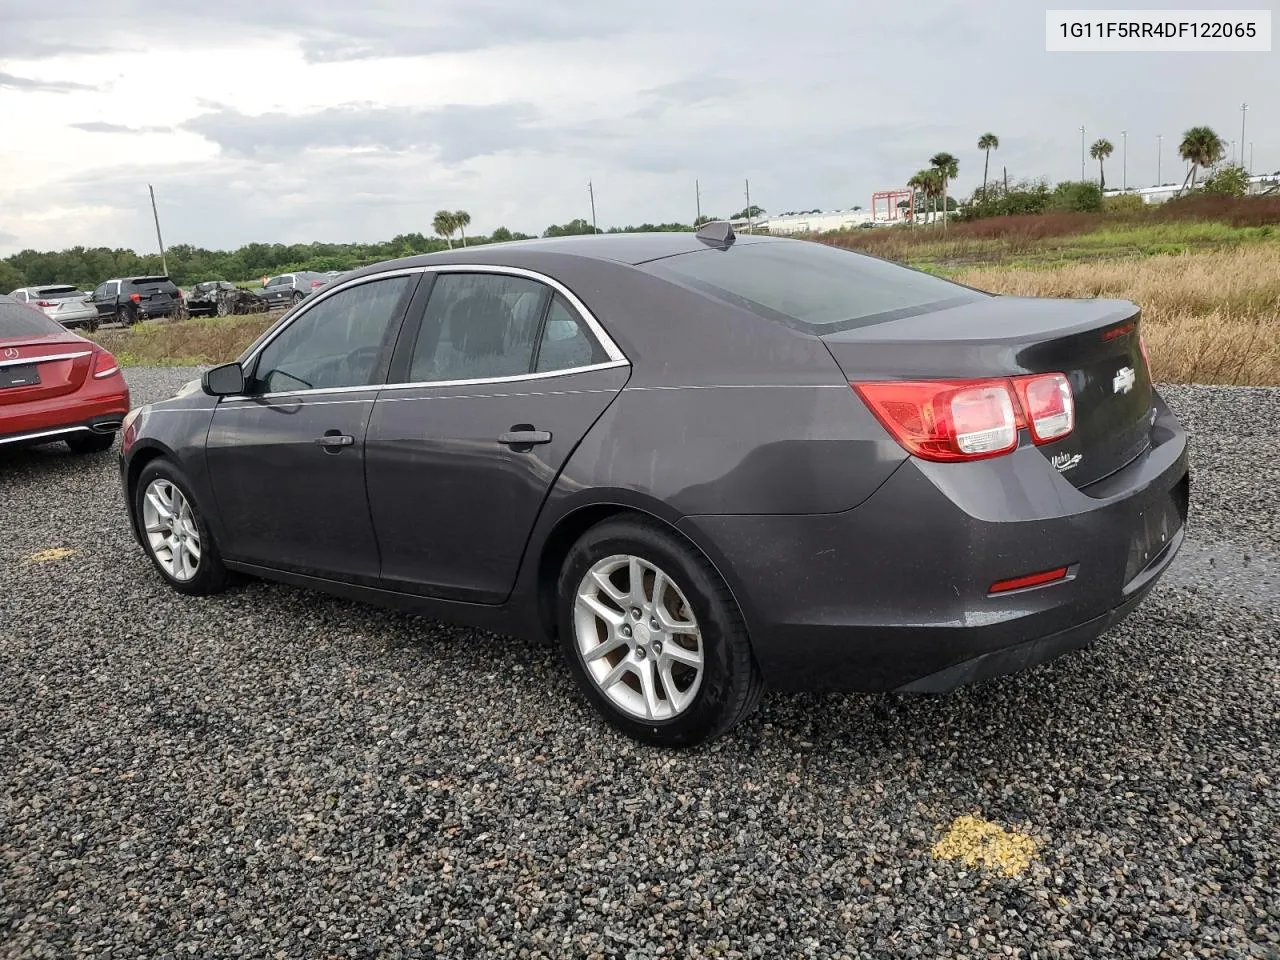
left=204, top=272, right=419, bottom=582
left=91, top=281, right=118, bottom=319
left=364, top=268, right=630, bottom=603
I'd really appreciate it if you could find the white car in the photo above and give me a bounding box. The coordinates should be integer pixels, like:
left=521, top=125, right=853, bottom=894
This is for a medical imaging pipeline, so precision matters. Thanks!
left=8, top=285, right=101, bottom=331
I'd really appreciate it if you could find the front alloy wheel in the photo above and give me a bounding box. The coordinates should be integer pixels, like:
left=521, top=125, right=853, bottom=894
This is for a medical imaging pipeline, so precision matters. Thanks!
left=134, top=460, right=234, bottom=596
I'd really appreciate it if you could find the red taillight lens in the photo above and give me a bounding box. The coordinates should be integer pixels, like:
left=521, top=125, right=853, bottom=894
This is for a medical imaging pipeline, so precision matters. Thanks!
left=310, top=280, right=324, bottom=287
left=175, top=289, right=183, bottom=299
left=92, top=349, right=120, bottom=379
left=129, top=292, right=141, bottom=302
left=36, top=299, right=56, bottom=307
left=1139, top=333, right=1151, bottom=370
left=855, top=373, right=1075, bottom=462
left=853, top=379, right=1019, bottom=462
left=1011, top=373, right=1074, bottom=443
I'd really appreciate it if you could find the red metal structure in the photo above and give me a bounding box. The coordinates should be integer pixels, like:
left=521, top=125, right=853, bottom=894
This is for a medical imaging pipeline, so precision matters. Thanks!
left=871, top=188, right=914, bottom=222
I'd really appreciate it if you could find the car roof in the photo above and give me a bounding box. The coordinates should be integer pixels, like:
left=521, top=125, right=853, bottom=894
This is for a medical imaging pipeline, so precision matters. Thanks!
left=343, top=231, right=784, bottom=281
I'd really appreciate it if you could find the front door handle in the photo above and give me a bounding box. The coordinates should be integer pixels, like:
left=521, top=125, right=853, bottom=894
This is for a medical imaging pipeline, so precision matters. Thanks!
left=498, top=428, right=552, bottom=447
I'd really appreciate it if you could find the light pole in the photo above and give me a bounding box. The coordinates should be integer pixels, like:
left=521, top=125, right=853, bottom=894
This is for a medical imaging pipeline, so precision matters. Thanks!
left=1156, top=134, right=1162, bottom=185
left=1240, top=102, right=1248, bottom=170
left=1121, top=130, right=1127, bottom=191
left=1080, top=126, right=1086, bottom=181
left=588, top=179, right=598, bottom=233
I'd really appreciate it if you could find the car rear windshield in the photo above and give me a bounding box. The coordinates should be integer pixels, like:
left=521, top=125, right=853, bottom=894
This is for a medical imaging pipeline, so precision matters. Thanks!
left=132, top=277, right=178, bottom=292
left=643, top=240, right=986, bottom=332
left=36, top=285, right=81, bottom=298
left=0, top=300, right=65, bottom=336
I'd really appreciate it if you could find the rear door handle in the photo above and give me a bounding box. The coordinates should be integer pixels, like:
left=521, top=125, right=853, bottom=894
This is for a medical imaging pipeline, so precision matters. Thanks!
left=498, top=429, right=552, bottom=447
left=315, top=432, right=354, bottom=449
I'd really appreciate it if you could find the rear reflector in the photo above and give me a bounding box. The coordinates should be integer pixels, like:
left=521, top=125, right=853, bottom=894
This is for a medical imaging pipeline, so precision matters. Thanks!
left=92, top=349, right=120, bottom=379
left=989, top=566, right=1069, bottom=594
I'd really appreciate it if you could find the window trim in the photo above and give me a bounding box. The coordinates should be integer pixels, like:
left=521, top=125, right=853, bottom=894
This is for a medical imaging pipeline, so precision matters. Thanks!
left=224, top=264, right=629, bottom=402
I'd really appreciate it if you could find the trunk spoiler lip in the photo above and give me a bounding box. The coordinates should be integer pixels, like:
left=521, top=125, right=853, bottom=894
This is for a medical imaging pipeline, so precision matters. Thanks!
left=819, top=295, right=1141, bottom=346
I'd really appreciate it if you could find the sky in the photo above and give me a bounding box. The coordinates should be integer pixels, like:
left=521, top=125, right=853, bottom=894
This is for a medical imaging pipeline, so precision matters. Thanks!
left=0, top=0, right=1273, bottom=257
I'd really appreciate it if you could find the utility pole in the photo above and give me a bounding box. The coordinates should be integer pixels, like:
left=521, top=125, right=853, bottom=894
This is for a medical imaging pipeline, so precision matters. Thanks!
left=148, top=184, right=168, bottom=277
left=1157, top=134, right=1162, bottom=185
left=744, top=179, right=753, bottom=234
left=1240, top=102, right=1248, bottom=169
left=1121, top=130, right=1127, bottom=191
left=587, top=179, right=598, bottom=233
left=695, top=179, right=701, bottom=223
left=1080, top=126, right=1086, bottom=181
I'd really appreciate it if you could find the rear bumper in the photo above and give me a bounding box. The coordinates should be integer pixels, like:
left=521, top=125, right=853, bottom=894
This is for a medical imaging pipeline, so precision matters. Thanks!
left=677, top=397, right=1190, bottom=694
left=1, top=386, right=131, bottom=448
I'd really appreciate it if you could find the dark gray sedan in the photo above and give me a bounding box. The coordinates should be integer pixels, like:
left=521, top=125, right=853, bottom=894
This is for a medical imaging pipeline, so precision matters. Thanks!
left=117, top=225, right=1189, bottom=746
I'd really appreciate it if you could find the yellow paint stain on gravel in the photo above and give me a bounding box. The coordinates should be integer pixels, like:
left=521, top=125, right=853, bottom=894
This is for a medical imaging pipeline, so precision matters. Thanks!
left=24, top=547, right=77, bottom=564
left=932, top=815, right=1038, bottom=877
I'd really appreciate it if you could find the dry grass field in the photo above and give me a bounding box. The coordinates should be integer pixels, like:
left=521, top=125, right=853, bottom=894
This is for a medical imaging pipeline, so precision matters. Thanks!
left=92, top=311, right=283, bottom=367
left=952, top=246, right=1280, bottom=386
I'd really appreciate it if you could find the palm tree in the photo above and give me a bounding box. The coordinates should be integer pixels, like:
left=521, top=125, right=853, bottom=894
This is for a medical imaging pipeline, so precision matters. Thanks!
left=1176, top=126, right=1227, bottom=197
left=1090, top=138, right=1114, bottom=190
left=453, top=210, right=471, bottom=247
left=432, top=210, right=457, bottom=249
left=977, top=133, right=999, bottom=201
left=907, top=170, right=932, bottom=223
left=930, top=152, right=959, bottom=226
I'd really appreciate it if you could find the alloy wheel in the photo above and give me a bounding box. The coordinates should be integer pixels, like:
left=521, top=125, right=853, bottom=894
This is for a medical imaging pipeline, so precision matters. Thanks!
left=574, top=554, right=704, bottom=721
left=141, top=478, right=202, bottom=582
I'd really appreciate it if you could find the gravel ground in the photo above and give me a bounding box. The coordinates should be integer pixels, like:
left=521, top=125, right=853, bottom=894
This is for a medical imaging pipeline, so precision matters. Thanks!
left=1, top=368, right=1277, bottom=959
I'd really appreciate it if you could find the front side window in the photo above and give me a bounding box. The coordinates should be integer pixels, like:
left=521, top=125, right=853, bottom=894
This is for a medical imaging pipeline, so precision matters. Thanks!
left=250, top=275, right=412, bottom=394
left=407, top=273, right=550, bottom=383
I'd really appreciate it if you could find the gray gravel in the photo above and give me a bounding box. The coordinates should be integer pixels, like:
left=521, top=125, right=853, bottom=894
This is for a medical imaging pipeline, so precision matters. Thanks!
left=2, top=367, right=1278, bottom=959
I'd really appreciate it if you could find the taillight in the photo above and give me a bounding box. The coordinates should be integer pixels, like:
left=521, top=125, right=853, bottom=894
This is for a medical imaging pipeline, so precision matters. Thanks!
left=36, top=299, right=56, bottom=307
left=1011, top=373, right=1074, bottom=443
left=1139, top=333, right=1151, bottom=370
left=175, top=289, right=184, bottom=299
left=854, top=373, right=1075, bottom=463
left=853, top=380, right=1019, bottom=462
left=129, top=292, right=141, bottom=302
left=310, top=280, right=324, bottom=287
left=93, top=349, right=120, bottom=379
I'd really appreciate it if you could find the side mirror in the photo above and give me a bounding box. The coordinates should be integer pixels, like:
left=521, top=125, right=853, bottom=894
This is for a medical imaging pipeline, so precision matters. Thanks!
left=202, top=361, right=246, bottom=397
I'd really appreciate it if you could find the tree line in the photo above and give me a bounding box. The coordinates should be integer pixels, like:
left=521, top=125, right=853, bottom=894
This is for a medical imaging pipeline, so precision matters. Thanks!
left=0, top=217, right=710, bottom=292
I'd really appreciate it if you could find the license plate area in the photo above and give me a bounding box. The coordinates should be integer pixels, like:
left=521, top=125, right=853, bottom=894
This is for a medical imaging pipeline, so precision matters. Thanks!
left=0, top=363, right=41, bottom=389
left=1122, top=485, right=1185, bottom=584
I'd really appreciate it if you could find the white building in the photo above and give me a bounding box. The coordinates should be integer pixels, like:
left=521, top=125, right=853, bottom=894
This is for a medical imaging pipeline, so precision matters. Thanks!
left=728, top=208, right=881, bottom=235
left=1103, top=172, right=1278, bottom=204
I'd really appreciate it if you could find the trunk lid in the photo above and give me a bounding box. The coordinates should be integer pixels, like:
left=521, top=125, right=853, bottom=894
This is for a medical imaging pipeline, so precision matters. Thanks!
left=822, top=296, right=1155, bottom=489
left=131, top=277, right=180, bottom=311
left=0, top=306, right=95, bottom=405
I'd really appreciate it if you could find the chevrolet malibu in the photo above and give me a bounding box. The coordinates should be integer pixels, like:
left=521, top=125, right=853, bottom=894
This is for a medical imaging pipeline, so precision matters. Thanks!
left=117, top=225, right=1189, bottom=746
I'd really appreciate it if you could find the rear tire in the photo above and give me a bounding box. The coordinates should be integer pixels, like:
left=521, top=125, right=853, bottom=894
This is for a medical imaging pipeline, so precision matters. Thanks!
left=124, top=303, right=141, bottom=327
left=65, top=431, right=115, bottom=455
left=134, top=459, right=234, bottom=596
left=556, top=517, right=764, bottom=747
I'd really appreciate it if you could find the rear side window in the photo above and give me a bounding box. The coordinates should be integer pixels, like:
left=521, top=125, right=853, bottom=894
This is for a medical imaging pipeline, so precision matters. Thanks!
left=643, top=240, right=986, bottom=332
left=0, top=299, right=64, bottom=336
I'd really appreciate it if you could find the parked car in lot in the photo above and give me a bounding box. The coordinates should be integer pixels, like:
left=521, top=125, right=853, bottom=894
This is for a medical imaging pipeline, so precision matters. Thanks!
left=0, top=294, right=129, bottom=454
left=8, top=285, right=101, bottom=331
left=91, top=276, right=184, bottom=326
left=254, top=272, right=329, bottom=308
left=117, top=224, right=1189, bottom=746
left=186, top=280, right=271, bottom=317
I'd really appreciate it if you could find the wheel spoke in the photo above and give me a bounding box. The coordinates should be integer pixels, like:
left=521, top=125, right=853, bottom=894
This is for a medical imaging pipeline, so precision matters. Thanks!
left=184, top=539, right=202, bottom=563
left=145, top=519, right=169, bottom=534
left=577, top=593, right=626, bottom=626
left=656, top=604, right=697, bottom=632
left=589, top=568, right=627, bottom=604
left=583, top=634, right=626, bottom=663
left=627, top=557, right=645, bottom=605
left=650, top=569, right=668, bottom=609
left=658, top=661, right=687, bottom=713
left=636, top=658, right=661, bottom=719
left=661, top=644, right=702, bottom=669
left=599, top=660, right=631, bottom=690
left=145, top=489, right=173, bottom=521
left=170, top=537, right=185, bottom=575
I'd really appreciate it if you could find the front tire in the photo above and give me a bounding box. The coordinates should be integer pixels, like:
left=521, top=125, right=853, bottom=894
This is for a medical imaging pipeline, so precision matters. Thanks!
left=556, top=517, right=764, bottom=747
left=134, top=460, right=233, bottom=596
left=65, top=431, right=115, bottom=454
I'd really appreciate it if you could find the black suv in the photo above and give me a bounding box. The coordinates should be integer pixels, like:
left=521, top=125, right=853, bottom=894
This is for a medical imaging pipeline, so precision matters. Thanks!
left=91, top=276, right=184, bottom=326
